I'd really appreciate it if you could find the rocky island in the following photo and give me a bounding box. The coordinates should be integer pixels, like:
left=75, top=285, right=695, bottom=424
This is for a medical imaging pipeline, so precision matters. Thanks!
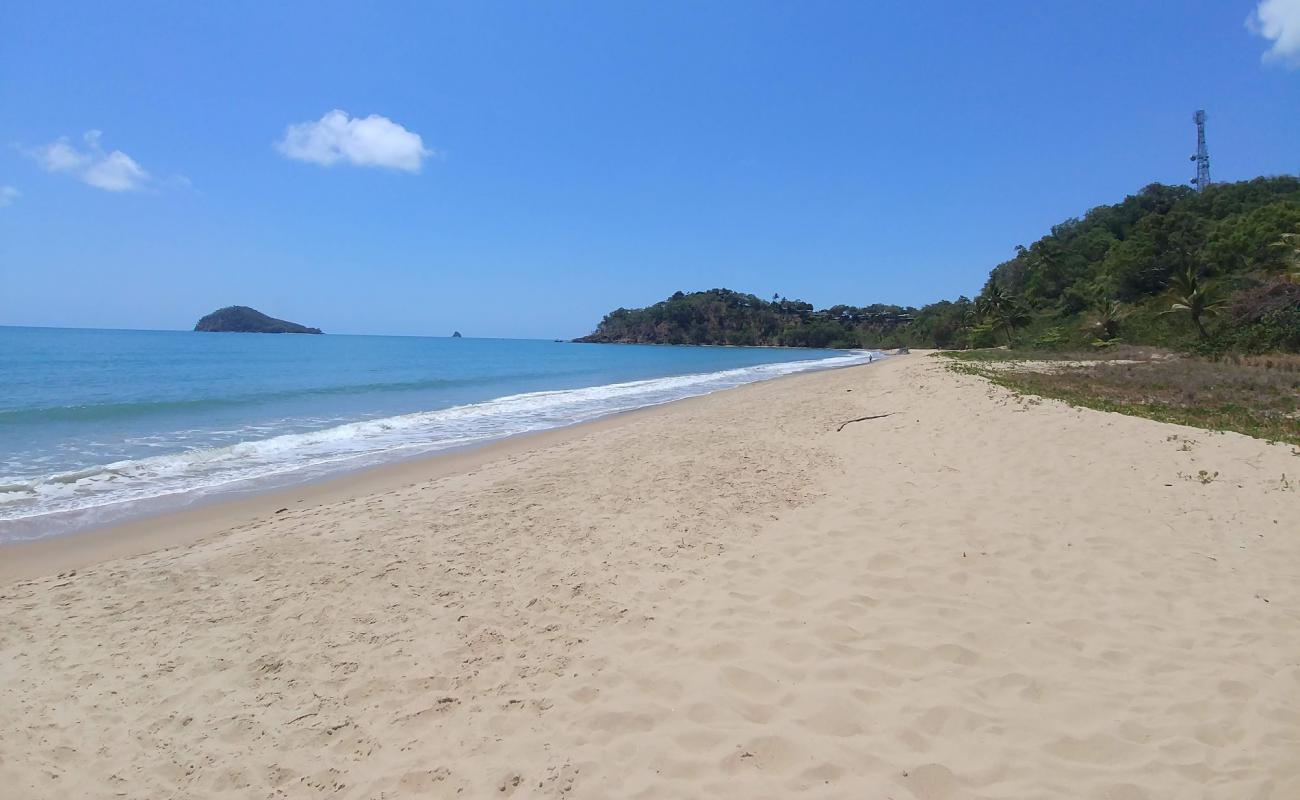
left=194, top=306, right=323, bottom=334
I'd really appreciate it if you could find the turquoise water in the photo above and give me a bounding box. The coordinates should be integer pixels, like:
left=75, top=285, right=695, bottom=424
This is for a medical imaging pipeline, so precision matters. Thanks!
left=0, top=327, right=881, bottom=541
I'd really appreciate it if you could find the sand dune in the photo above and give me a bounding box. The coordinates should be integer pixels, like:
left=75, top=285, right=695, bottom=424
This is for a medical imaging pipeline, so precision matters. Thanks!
left=2, top=354, right=1298, bottom=798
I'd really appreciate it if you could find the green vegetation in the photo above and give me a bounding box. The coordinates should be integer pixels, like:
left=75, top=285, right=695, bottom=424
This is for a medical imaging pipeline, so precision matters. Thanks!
left=961, top=177, right=1300, bottom=354
left=575, top=289, right=915, bottom=348
left=943, top=349, right=1300, bottom=446
left=972, top=284, right=1031, bottom=347
left=1162, top=267, right=1227, bottom=341
left=580, top=177, right=1300, bottom=354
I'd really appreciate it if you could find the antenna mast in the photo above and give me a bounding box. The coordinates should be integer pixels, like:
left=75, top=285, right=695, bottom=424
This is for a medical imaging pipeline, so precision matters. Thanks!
left=1190, top=110, right=1210, bottom=192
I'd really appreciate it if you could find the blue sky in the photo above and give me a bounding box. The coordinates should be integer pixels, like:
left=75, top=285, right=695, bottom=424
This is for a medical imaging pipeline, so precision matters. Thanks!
left=2, top=1, right=1298, bottom=338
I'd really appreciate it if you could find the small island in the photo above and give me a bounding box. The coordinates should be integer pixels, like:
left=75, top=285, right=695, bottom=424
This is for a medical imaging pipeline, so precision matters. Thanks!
left=194, top=306, right=323, bottom=334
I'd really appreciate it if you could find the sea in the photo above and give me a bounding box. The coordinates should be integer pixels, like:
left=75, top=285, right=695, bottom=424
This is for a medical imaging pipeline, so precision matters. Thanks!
left=0, top=326, right=883, bottom=542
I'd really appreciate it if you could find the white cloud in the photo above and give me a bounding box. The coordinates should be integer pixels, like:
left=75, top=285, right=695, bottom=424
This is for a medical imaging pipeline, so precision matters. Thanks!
left=0, top=186, right=18, bottom=207
left=82, top=150, right=150, bottom=191
left=29, top=131, right=151, bottom=191
left=36, top=140, right=91, bottom=173
left=1249, top=0, right=1300, bottom=67
left=276, top=110, right=433, bottom=172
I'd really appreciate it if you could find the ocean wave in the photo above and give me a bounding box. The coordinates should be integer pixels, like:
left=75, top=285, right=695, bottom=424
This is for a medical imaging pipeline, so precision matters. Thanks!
left=0, top=350, right=882, bottom=540
left=0, top=369, right=598, bottom=425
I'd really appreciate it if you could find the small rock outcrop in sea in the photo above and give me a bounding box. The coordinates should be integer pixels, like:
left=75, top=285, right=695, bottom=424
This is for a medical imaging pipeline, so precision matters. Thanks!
left=452, top=331, right=463, bottom=338
left=194, top=306, right=323, bottom=334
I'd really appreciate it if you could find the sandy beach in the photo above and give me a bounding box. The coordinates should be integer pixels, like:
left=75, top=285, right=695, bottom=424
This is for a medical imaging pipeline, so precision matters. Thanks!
left=2, top=353, right=1298, bottom=799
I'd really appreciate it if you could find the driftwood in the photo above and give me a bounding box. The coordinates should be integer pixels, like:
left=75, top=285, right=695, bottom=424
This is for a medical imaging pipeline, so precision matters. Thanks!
left=836, top=413, right=894, bottom=432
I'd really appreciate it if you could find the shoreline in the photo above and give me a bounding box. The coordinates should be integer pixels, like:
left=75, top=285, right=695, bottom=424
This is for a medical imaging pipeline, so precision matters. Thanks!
left=1, top=345, right=883, bottom=561
left=0, top=360, right=868, bottom=582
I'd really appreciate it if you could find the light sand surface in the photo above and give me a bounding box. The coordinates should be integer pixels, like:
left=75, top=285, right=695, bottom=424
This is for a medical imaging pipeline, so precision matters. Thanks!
left=2, top=354, right=1298, bottom=799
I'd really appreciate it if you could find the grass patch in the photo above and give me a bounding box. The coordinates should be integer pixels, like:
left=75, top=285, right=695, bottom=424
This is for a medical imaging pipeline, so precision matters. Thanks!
left=941, top=349, right=1300, bottom=446
left=942, top=345, right=1171, bottom=363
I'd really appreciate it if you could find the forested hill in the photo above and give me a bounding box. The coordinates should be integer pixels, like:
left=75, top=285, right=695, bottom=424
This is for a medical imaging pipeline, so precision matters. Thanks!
left=578, top=177, right=1300, bottom=353
left=575, top=290, right=916, bottom=348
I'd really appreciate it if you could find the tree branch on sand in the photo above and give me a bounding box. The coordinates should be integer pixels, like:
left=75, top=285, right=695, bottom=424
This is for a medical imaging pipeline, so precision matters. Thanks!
left=836, top=413, right=895, bottom=432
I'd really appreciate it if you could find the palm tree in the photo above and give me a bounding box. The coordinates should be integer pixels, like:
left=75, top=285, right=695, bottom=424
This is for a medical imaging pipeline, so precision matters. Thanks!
left=976, top=284, right=1031, bottom=346
left=1086, top=299, right=1128, bottom=341
left=975, top=284, right=1011, bottom=322
left=996, top=303, right=1031, bottom=346
left=1163, top=267, right=1226, bottom=341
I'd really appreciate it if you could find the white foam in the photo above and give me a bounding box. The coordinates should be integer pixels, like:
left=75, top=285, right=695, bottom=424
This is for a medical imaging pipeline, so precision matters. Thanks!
left=0, top=350, right=883, bottom=541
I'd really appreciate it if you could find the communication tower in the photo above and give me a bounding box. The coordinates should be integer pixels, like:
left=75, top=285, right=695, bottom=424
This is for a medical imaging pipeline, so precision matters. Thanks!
left=1190, top=110, right=1211, bottom=192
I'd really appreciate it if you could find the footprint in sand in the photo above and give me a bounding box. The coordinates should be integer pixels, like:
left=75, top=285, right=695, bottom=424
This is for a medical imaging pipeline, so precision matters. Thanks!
left=902, top=762, right=964, bottom=800
left=720, top=665, right=781, bottom=697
